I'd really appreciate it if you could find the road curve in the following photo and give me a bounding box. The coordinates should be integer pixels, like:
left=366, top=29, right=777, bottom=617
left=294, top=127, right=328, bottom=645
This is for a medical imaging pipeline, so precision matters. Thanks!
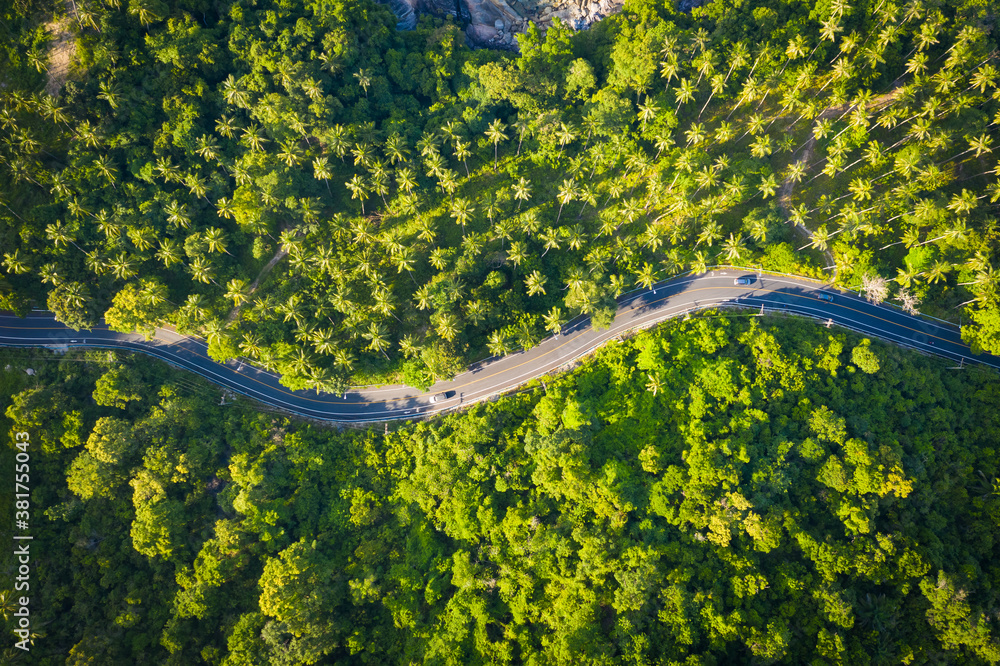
left=1, top=270, right=997, bottom=422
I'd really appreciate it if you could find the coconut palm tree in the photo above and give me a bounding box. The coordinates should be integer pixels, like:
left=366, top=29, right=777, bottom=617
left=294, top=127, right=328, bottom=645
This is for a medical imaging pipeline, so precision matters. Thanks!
left=637, top=101, right=659, bottom=131
left=395, top=167, right=418, bottom=195
left=721, top=234, right=746, bottom=262
left=215, top=114, right=237, bottom=139
left=156, top=239, right=183, bottom=267
left=221, top=75, right=249, bottom=108
left=508, top=240, right=529, bottom=269
left=109, top=252, right=138, bottom=280
left=346, top=174, right=369, bottom=214
left=525, top=270, right=548, bottom=296
left=384, top=133, right=411, bottom=165
left=353, top=69, right=371, bottom=98
left=563, top=265, right=587, bottom=293
left=646, top=372, right=664, bottom=396
left=556, top=123, right=577, bottom=156
left=241, top=124, right=268, bottom=152
left=450, top=197, right=475, bottom=235
left=749, top=134, right=772, bottom=158
left=94, top=155, right=117, bottom=189
left=513, top=177, right=532, bottom=211
left=459, top=300, right=484, bottom=328
left=203, top=228, right=228, bottom=255
left=674, top=78, right=697, bottom=113
left=487, top=330, right=510, bottom=357
left=683, top=250, right=705, bottom=274
left=225, top=279, right=250, bottom=307
left=417, top=131, right=440, bottom=158
left=714, top=122, right=736, bottom=143
left=685, top=122, right=708, bottom=146
left=214, top=197, right=235, bottom=221
left=437, top=169, right=459, bottom=201
left=454, top=139, right=472, bottom=177
left=698, top=73, right=726, bottom=120
left=195, top=134, right=220, bottom=162
left=237, top=333, right=262, bottom=359
left=369, top=174, right=390, bottom=207
left=758, top=173, right=778, bottom=199
left=485, top=119, right=508, bottom=171
left=313, top=157, right=332, bottom=194
left=397, top=334, right=421, bottom=359
left=513, top=118, right=532, bottom=156
left=435, top=312, right=460, bottom=342
left=188, top=256, right=216, bottom=285
left=322, top=124, right=349, bottom=162
left=2, top=249, right=30, bottom=274
left=45, top=220, right=77, bottom=249
left=352, top=142, right=374, bottom=168
left=786, top=160, right=808, bottom=184
left=39, top=263, right=62, bottom=285
left=98, top=79, right=122, bottom=109
left=543, top=306, right=565, bottom=336
left=540, top=227, right=562, bottom=256
left=925, top=260, right=952, bottom=285
left=555, top=178, right=577, bottom=224
left=129, top=227, right=156, bottom=252
left=635, top=262, right=658, bottom=292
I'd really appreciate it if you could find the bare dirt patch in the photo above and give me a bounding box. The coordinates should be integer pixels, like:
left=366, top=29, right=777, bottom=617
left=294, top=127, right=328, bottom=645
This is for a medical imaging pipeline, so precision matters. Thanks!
left=43, top=6, right=77, bottom=97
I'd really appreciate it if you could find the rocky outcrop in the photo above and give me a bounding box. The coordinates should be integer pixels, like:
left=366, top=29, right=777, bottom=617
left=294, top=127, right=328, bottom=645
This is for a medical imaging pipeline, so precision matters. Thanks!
left=386, top=0, right=418, bottom=30
left=381, top=0, right=623, bottom=47
left=464, top=0, right=622, bottom=48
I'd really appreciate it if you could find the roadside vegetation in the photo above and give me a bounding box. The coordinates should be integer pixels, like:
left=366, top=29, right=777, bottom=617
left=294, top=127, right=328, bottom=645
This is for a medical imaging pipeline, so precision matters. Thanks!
left=3, top=314, right=1000, bottom=663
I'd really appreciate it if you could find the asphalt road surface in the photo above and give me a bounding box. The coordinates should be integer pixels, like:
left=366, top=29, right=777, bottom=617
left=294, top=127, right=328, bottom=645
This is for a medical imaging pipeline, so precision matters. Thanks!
left=1, top=270, right=997, bottom=422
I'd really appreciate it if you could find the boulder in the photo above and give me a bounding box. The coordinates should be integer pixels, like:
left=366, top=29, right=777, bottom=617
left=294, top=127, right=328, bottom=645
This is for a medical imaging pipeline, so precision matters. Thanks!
left=394, top=0, right=627, bottom=48
left=466, top=22, right=498, bottom=43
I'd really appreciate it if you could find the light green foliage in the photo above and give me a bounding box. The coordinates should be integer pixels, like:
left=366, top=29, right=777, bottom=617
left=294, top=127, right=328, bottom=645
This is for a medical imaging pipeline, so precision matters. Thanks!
left=564, top=58, right=597, bottom=101
left=93, top=365, right=145, bottom=409
left=964, top=304, right=1000, bottom=355
left=104, top=280, right=172, bottom=339
left=851, top=340, right=881, bottom=374
left=7, top=314, right=1000, bottom=662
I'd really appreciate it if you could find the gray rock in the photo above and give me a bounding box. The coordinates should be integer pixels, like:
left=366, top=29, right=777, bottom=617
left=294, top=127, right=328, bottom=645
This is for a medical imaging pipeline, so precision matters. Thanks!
left=495, top=18, right=505, bottom=29
left=381, top=0, right=418, bottom=30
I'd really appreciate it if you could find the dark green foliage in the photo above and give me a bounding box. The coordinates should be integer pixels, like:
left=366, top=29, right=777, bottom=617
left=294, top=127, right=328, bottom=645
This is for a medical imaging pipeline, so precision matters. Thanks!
left=3, top=313, right=1000, bottom=663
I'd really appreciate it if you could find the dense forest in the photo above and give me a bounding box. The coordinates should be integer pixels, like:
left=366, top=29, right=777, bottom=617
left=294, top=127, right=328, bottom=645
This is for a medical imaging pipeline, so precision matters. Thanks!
left=1, top=0, right=999, bottom=393
left=2, top=314, right=1000, bottom=663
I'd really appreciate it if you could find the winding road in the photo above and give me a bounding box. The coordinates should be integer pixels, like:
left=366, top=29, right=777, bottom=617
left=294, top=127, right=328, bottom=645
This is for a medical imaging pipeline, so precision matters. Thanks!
left=1, top=269, right=997, bottom=422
